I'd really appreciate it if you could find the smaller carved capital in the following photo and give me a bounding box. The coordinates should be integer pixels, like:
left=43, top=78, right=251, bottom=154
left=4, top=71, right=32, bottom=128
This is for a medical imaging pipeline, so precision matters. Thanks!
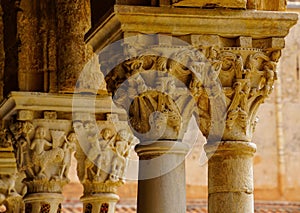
left=72, top=116, right=139, bottom=194
left=75, top=127, right=138, bottom=194
left=9, top=117, right=74, bottom=194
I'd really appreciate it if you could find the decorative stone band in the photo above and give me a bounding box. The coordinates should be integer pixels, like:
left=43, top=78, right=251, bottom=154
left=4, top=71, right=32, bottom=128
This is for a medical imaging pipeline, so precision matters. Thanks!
left=135, top=141, right=190, bottom=160
left=205, top=141, right=257, bottom=158
left=24, top=179, right=68, bottom=194
left=81, top=193, right=119, bottom=213
left=205, top=141, right=257, bottom=194
left=23, top=193, right=63, bottom=213
left=82, top=181, right=123, bottom=195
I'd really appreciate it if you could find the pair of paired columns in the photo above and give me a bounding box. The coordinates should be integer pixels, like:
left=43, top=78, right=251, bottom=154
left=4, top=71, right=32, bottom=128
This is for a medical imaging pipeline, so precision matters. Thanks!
left=104, top=44, right=267, bottom=213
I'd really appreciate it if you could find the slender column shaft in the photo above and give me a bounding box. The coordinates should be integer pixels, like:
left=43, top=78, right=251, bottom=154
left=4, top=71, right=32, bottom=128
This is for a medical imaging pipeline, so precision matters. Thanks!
left=205, top=141, right=256, bottom=213
left=135, top=141, right=189, bottom=213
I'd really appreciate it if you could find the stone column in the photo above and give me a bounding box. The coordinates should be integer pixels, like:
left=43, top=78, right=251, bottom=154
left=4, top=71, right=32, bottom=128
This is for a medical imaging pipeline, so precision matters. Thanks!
left=101, top=30, right=296, bottom=212
left=205, top=142, right=256, bottom=213
left=17, top=0, right=44, bottom=91
left=16, top=0, right=59, bottom=93
left=9, top=110, right=74, bottom=213
left=72, top=113, right=137, bottom=213
left=105, top=50, right=196, bottom=212
left=56, top=0, right=91, bottom=93
left=23, top=193, right=63, bottom=213
left=192, top=45, right=286, bottom=213
left=135, top=141, right=189, bottom=213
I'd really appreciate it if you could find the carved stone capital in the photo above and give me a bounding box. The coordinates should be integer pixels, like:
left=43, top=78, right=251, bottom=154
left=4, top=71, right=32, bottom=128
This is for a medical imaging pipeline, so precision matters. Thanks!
left=8, top=110, right=73, bottom=194
left=105, top=44, right=281, bottom=142
left=0, top=138, right=23, bottom=213
left=105, top=53, right=197, bottom=142
left=72, top=113, right=138, bottom=194
left=218, top=48, right=280, bottom=141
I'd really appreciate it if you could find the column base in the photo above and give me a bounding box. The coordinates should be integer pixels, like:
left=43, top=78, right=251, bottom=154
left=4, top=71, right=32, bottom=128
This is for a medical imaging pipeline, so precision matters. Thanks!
left=135, top=141, right=190, bottom=213
left=81, top=193, right=119, bottom=213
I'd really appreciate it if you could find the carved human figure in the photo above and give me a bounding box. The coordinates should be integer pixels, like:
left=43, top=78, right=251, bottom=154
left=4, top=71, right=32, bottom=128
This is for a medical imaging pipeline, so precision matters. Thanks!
left=60, top=133, right=77, bottom=178
left=262, top=61, right=277, bottom=96
left=31, top=127, right=52, bottom=155
left=95, top=128, right=115, bottom=178
left=228, top=81, right=243, bottom=112
left=10, top=122, right=35, bottom=177
left=109, top=130, right=134, bottom=182
left=84, top=133, right=101, bottom=180
left=30, top=127, right=64, bottom=178
left=0, top=129, right=13, bottom=148
left=235, top=54, right=244, bottom=79
left=240, top=81, right=251, bottom=112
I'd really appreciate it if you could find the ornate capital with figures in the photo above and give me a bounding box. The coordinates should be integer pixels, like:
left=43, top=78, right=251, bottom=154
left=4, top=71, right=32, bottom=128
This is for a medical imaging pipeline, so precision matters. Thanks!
left=72, top=112, right=138, bottom=195
left=104, top=42, right=281, bottom=142
left=8, top=111, right=73, bottom=194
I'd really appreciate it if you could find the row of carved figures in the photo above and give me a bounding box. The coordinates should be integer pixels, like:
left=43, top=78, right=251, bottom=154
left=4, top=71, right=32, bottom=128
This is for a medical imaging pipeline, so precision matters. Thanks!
left=0, top=121, right=138, bottom=191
